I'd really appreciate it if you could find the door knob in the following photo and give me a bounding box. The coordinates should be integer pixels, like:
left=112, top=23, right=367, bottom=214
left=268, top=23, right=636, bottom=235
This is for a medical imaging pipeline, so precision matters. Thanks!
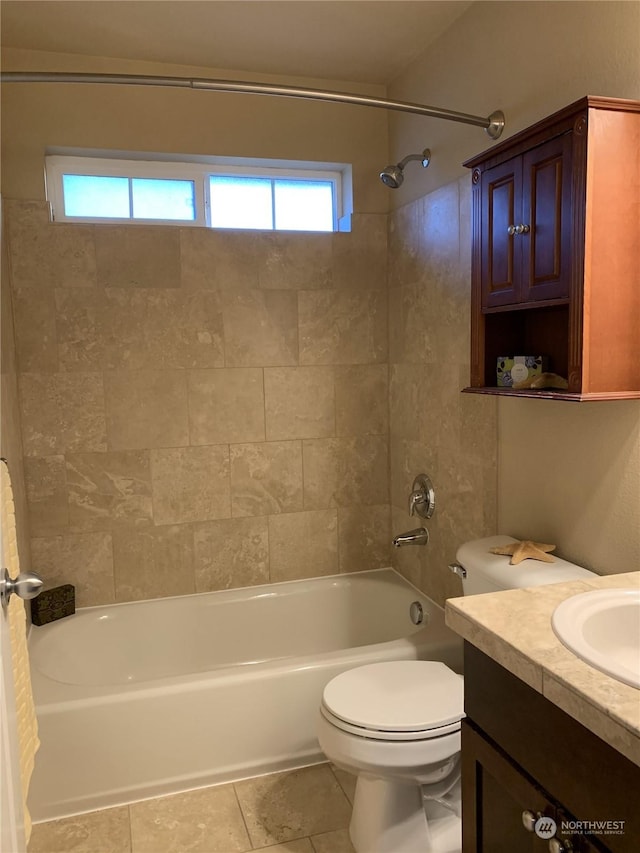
left=1, top=567, right=44, bottom=608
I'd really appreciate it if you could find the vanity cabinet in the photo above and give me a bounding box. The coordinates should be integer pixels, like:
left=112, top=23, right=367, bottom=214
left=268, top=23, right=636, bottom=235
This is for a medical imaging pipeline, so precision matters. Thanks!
left=462, top=644, right=640, bottom=853
left=464, top=96, right=640, bottom=400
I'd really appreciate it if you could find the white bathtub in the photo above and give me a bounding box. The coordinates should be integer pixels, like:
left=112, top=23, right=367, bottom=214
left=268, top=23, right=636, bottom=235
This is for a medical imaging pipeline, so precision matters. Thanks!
left=28, top=568, right=463, bottom=822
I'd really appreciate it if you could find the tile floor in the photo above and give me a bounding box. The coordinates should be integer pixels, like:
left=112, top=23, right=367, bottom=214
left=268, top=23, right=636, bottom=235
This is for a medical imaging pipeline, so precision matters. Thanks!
left=28, top=764, right=357, bottom=853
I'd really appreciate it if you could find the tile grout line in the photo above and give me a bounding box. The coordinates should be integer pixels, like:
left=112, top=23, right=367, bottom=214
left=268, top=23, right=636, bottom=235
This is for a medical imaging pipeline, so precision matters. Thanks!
left=231, top=782, right=255, bottom=851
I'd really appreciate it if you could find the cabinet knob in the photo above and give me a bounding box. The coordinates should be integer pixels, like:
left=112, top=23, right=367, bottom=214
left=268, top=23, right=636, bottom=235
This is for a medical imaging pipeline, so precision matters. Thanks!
left=507, top=223, right=531, bottom=235
left=522, top=810, right=537, bottom=832
left=549, top=838, right=573, bottom=853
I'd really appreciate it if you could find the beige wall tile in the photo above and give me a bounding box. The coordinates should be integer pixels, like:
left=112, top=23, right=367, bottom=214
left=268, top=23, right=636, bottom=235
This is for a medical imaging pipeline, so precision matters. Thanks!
left=129, top=785, right=250, bottom=853
left=302, top=436, right=388, bottom=509
left=259, top=232, right=333, bottom=290
left=388, top=282, right=436, bottom=364
left=389, top=363, right=425, bottom=442
left=387, top=202, right=425, bottom=290
left=230, top=441, right=303, bottom=517
left=422, top=181, right=460, bottom=270
left=265, top=367, right=335, bottom=440
left=31, top=531, right=115, bottom=607
left=104, top=370, right=188, bottom=450
left=66, top=450, right=153, bottom=531
left=28, top=805, right=130, bottom=853
left=55, top=287, right=107, bottom=371
left=389, top=504, right=422, bottom=591
left=12, top=285, right=58, bottom=372
left=338, top=505, right=390, bottom=573
left=269, top=509, right=338, bottom=581
left=234, top=765, right=351, bottom=847
left=335, top=364, right=388, bottom=436
left=188, top=368, right=265, bottom=445
left=181, top=227, right=260, bottom=290
left=332, top=213, right=387, bottom=290
left=20, top=372, right=107, bottom=456
left=112, top=524, right=194, bottom=602
left=389, top=437, right=437, bottom=513
left=103, top=289, right=225, bottom=370
left=24, top=455, right=69, bottom=535
left=151, top=445, right=230, bottom=524
left=95, top=225, right=180, bottom=288
left=299, top=289, right=387, bottom=365
left=223, top=290, right=298, bottom=367
left=6, top=201, right=97, bottom=290
left=193, top=517, right=269, bottom=592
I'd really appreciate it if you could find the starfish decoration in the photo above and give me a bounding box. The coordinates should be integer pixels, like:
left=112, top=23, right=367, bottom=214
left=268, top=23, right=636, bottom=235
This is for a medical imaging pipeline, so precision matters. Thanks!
left=489, top=540, right=556, bottom=565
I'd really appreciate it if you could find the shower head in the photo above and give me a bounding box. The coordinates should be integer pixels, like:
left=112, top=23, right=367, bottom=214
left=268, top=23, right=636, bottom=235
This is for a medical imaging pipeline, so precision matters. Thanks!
left=379, top=148, right=431, bottom=188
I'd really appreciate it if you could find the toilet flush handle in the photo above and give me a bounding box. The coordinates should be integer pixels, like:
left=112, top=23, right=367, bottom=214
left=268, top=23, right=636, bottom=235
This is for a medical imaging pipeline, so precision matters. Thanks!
left=448, top=563, right=467, bottom=579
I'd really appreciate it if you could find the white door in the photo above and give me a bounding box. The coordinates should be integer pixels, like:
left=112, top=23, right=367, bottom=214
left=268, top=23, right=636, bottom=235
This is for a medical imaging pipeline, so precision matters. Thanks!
left=1, top=518, right=26, bottom=853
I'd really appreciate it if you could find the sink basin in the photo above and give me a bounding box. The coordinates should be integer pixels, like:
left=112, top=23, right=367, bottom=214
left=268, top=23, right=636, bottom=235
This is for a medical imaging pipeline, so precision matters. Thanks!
left=552, top=588, right=640, bottom=689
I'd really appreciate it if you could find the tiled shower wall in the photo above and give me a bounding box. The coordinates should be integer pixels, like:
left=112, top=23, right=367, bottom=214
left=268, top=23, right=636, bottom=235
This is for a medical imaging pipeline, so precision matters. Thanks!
left=388, top=177, right=497, bottom=603
left=5, top=200, right=390, bottom=606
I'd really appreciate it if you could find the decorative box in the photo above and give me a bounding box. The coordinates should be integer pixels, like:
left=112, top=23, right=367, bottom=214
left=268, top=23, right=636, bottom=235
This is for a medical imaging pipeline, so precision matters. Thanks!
left=496, top=356, right=548, bottom=388
left=31, top=584, right=75, bottom=626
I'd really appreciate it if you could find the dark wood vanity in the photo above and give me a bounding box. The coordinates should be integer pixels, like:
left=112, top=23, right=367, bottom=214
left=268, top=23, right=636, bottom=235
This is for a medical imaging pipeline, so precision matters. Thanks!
left=462, top=644, right=640, bottom=852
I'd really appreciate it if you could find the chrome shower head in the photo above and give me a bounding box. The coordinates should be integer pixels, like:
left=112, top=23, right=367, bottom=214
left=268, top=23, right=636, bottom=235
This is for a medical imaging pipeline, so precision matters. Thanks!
left=379, top=148, right=431, bottom=188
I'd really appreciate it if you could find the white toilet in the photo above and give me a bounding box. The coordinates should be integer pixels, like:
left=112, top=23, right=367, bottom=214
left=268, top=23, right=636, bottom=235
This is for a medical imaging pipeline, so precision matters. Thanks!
left=317, top=535, right=596, bottom=853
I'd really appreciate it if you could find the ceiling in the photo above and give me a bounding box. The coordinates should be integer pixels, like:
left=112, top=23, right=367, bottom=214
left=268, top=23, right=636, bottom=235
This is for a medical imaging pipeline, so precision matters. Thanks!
left=0, top=1, right=473, bottom=85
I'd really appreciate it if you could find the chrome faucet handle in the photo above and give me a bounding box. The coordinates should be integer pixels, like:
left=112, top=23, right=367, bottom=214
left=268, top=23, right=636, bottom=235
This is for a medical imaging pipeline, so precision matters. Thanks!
left=408, top=474, right=435, bottom=519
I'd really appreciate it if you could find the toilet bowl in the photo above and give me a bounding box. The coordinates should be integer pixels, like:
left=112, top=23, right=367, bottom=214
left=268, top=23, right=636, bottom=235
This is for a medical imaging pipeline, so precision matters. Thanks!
left=317, top=660, right=464, bottom=853
left=317, top=536, right=597, bottom=853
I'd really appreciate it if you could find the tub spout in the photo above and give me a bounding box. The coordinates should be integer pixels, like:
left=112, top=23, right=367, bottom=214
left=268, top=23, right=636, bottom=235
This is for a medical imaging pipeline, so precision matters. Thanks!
left=392, top=527, right=429, bottom=547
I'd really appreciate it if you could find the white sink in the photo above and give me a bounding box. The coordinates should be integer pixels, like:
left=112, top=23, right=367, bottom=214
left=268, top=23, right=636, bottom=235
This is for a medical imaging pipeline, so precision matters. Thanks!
left=551, top=588, right=640, bottom=689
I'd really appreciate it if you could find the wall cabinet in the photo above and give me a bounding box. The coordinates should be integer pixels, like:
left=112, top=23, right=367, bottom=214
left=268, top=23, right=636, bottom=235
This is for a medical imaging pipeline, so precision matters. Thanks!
left=462, top=644, right=640, bottom=853
left=464, top=96, right=640, bottom=400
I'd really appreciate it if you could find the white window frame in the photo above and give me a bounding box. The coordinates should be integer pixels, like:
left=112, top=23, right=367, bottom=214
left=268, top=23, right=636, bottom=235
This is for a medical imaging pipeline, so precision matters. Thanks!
left=45, top=152, right=350, bottom=231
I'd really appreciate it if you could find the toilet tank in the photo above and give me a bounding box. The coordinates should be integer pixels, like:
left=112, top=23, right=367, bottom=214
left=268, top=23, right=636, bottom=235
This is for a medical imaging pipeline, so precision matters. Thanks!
left=456, top=535, right=597, bottom=595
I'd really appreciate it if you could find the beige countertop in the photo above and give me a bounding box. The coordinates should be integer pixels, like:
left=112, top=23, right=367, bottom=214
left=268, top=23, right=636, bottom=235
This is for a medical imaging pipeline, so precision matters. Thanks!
left=445, top=571, right=640, bottom=768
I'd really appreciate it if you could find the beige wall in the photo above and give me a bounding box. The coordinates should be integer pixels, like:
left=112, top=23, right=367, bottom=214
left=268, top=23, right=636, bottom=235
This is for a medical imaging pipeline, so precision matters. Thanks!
left=389, top=0, right=640, bottom=575
left=5, top=200, right=390, bottom=606
left=1, top=47, right=389, bottom=214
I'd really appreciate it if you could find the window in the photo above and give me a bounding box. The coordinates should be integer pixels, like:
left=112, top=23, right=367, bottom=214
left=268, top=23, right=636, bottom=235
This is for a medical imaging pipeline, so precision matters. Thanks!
left=45, top=153, right=351, bottom=232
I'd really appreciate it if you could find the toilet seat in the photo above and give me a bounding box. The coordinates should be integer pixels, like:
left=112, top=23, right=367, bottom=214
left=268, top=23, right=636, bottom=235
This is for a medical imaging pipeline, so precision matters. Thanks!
left=321, top=660, right=464, bottom=742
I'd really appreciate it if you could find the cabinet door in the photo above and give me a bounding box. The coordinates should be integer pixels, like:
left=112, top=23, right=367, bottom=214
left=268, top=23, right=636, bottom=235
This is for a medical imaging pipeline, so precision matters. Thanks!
left=480, top=156, right=523, bottom=308
left=520, top=132, right=573, bottom=303
left=462, top=720, right=553, bottom=852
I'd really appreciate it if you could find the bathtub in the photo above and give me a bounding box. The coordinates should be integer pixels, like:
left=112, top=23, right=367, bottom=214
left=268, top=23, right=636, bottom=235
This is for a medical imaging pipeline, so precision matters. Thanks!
left=27, top=568, right=463, bottom=822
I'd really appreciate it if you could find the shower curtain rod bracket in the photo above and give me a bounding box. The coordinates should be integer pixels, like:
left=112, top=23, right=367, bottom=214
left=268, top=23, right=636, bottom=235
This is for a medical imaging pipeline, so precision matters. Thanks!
left=485, top=110, right=506, bottom=140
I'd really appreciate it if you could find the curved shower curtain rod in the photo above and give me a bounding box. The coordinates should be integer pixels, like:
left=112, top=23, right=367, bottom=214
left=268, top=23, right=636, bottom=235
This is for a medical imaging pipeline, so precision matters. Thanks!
left=1, top=71, right=505, bottom=139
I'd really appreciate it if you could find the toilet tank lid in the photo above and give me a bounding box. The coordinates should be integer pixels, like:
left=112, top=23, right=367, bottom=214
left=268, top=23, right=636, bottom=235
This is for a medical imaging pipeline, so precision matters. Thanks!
left=456, top=535, right=597, bottom=589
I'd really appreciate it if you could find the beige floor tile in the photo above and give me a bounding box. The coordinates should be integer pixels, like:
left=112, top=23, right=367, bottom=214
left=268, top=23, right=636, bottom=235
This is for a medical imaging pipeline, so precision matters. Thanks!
left=28, top=806, right=131, bottom=853
left=234, top=765, right=352, bottom=848
left=330, top=766, right=357, bottom=805
left=129, top=785, right=251, bottom=853
left=310, top=829, right=356, bottom=853
left=253, top=839, right=314, bottom=853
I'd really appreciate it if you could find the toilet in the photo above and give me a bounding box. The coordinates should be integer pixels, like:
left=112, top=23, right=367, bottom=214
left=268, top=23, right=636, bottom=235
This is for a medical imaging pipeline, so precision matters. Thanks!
left=317, top=535, right=597, bottom=853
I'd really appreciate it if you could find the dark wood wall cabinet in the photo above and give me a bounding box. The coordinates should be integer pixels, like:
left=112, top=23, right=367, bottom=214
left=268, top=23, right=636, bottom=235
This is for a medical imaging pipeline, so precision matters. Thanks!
left=462, top=644, right=640, bottom=853
left=464, top=96, right=640, bottom=400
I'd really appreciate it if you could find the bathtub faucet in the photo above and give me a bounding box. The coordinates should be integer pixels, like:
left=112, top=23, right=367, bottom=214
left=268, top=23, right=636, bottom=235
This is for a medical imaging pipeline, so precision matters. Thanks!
left=392, top=528, right=429, bottom=548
